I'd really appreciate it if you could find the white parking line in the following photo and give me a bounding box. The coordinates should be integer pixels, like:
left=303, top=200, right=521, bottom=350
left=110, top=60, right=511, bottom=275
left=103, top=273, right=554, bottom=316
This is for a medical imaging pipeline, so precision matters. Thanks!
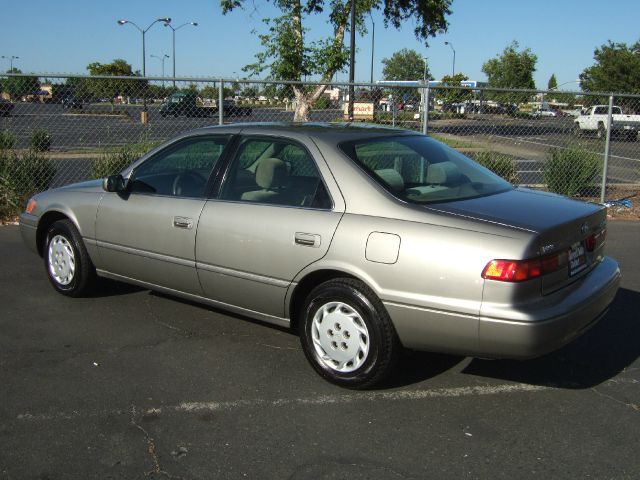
left=15, top=383, right=550, bottom=421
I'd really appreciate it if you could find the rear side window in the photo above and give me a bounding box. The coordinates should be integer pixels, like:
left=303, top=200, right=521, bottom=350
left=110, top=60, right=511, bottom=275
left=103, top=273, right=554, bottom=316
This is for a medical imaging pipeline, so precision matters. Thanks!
left=220, top=137, right=332, bottom=209
left=340, top=135, right=512, bottom=204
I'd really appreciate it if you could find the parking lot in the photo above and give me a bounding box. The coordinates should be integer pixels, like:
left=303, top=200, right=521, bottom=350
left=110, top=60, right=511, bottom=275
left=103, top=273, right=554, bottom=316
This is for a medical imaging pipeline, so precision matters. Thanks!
left=0, top=220, right=638, bottom=479
left=3, top=102, right=638, bottom=191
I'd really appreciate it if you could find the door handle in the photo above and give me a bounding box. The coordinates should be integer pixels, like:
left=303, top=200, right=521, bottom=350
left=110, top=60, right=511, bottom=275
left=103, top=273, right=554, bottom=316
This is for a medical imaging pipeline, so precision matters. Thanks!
left=173, top=216, right=193, bottom=229
left=295, top=232, right=320, bottom=248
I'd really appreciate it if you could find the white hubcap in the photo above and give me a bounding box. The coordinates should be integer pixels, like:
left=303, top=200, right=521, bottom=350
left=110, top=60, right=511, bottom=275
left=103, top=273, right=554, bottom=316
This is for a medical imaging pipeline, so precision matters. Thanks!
left=48, top=235, right=76, bottom=286
left=311, top=301, right=370, bottom=373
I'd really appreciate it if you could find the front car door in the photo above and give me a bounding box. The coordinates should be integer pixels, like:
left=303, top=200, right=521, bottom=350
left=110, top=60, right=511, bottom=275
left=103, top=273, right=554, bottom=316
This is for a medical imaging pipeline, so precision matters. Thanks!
left=95, top=134, right=231, bottom=294
left=195, top=134, right=345, bottom=323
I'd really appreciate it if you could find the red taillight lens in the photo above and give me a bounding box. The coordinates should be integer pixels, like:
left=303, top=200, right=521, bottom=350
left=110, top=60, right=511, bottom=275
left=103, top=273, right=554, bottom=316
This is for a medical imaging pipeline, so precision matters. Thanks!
left=482, top=252, right=567, bottom=282
left=482, top=259, right=541, bottom=282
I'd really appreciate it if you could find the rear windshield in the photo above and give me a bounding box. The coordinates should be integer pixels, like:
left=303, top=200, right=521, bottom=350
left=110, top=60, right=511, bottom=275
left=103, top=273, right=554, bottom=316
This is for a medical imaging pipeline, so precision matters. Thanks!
left=339, top=135, right=512, bottom=204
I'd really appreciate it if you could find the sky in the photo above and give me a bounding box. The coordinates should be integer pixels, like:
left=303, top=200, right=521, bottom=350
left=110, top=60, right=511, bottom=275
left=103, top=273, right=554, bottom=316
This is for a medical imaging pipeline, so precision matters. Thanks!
left=1, top=0, right=639, bottom=89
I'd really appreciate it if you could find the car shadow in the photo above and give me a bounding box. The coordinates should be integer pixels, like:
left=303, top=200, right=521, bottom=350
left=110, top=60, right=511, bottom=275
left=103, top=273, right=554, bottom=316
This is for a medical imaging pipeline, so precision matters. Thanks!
left=87, top=278, right=145, bottom=298
left=461, top=288, right=640, bottom=389
left=119, top=285, right=638, bottom=391
left=376, top=351, right=466, bottom=389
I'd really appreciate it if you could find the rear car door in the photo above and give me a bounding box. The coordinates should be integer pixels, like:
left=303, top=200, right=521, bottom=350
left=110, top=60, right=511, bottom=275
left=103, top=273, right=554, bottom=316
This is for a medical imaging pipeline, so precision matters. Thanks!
left=95, top=135, right=231, bottom=294
left=195, top=135, right=345, bottom=319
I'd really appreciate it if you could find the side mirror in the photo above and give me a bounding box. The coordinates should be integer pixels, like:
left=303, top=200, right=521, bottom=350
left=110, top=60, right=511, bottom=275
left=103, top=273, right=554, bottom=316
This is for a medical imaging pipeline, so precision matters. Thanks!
left=102, top=174, right=126, bottom=192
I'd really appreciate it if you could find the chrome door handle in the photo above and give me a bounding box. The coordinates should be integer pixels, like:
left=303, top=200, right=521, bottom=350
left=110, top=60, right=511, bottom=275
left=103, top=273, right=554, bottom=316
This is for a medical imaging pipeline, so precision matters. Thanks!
left=295, top=232, right=320, bottom=248
left=173, top=216, right=193, bottom=229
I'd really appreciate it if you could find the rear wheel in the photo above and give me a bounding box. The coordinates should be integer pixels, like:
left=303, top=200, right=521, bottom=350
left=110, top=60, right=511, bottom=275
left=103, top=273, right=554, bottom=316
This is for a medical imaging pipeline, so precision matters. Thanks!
left=299, top=278, right=400, bottom=389
left=44, top=219, right=96, bottom=297
left=597, top=123, right=606, bottom=139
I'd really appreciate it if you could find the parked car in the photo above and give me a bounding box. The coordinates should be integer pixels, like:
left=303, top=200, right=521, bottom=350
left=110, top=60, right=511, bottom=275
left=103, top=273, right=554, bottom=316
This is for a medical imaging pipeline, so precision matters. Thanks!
left=61, top=96, right=83, bottom=110
left=159, top=93, right=251, bottom=118
left=19, top=123, right=620, bottom=388
left=0, top=98, right=15, bottom=116
left=573, top=105, right=640, bottom=140
left=532, top=107, right=557, bottom=118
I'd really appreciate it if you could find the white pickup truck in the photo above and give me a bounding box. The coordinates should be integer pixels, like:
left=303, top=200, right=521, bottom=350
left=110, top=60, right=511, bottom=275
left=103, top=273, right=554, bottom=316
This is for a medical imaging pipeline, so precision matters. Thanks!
left=574, top=105, right=640, bottom=140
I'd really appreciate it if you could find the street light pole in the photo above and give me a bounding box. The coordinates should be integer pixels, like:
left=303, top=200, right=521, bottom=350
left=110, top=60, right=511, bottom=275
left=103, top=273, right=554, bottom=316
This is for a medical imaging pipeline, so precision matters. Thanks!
left=1, top=55, right=19, bottom=71
left=151, top=54, right=170, bottom=87
left=369, top=14, right=375, bottom=84
left=444, top=41, right=456, bottom=77
left=117, top=17, right=171, bottom=113
left=164, top=22, right=198, bottom=88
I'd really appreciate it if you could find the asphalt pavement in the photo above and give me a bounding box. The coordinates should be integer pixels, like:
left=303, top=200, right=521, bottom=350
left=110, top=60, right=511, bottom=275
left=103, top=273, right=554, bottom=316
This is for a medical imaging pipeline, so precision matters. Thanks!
left=0, top=221, right=639, bottom=479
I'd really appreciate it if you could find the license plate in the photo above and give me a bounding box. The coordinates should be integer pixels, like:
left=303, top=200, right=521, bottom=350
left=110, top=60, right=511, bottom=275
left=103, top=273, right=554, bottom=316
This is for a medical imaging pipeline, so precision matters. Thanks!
left=569, top=242, right=587, bottom=276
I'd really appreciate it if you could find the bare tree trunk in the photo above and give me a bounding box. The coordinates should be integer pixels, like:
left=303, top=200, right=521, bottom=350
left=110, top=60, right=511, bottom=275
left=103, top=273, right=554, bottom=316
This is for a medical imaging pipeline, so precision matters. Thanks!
left=291, top=0, right=350, bottom=122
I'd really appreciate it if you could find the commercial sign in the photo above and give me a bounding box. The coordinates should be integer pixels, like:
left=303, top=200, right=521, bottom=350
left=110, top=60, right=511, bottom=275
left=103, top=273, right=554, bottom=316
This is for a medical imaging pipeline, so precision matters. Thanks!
left=343, top=102, right=374, bottom=120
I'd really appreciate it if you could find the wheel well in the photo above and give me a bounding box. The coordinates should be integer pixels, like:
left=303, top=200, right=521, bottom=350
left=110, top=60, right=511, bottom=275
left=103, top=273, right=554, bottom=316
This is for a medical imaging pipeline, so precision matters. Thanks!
left=36, top=211, right=70, bottom=256
left=289, top=269, right=358, bottom=333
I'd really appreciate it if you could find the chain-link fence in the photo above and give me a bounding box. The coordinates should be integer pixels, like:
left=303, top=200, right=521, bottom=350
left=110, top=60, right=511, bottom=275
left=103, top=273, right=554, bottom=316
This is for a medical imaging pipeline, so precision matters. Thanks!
left=1, top=72, right=639, bottom=219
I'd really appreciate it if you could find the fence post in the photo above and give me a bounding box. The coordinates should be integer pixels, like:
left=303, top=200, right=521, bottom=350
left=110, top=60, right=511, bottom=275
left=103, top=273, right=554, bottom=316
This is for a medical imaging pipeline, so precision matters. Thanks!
left=600, top=94, right=614, bottom=203
left=219, top=79, right=224, bottom=126
left=422, top=86, right=430, bottom=135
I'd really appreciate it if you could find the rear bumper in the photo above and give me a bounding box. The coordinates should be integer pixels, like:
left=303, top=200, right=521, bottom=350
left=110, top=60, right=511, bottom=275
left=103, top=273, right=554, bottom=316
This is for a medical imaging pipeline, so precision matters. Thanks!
left=477, top=256, right=621, bottom=358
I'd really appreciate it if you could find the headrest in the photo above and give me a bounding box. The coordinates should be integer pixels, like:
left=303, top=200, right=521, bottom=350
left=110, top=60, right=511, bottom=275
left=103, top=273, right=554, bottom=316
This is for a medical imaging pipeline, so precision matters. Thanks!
left=375, top=168, right=404, bottom=192
left=256, top=158, right=288, bottom=189
left=426, top=161, right=461, bottom=184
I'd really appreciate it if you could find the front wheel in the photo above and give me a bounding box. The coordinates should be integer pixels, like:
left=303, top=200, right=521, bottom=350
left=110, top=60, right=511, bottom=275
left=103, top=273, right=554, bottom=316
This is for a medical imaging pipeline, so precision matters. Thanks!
left=597, top=123, right=606, bottom=139
left=300, top=278, right=400, bottom=389
left=44, top=219, right=96, bottom=297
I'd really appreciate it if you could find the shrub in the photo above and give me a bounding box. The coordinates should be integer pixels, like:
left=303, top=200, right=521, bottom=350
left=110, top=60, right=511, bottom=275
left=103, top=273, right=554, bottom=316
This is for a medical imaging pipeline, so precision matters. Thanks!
left=30, top=129, right=52, bottom=152
left=313, top=96, right=331, bottom=110
left=544, top=145, right=602, bottom=196
left=0, top=149, right=56, bottom=220
left=91, top=140, right=160, bottom=179
left=472, top=151, right=518, bottom=183
left=0, top=130, right=15, bottom=150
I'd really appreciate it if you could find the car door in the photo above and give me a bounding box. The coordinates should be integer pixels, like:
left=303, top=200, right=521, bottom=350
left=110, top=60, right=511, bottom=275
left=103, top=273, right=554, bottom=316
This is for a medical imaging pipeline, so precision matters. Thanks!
left=195, top=135, right=345, bottom=319
left=95, top=134, right=231, bottom=294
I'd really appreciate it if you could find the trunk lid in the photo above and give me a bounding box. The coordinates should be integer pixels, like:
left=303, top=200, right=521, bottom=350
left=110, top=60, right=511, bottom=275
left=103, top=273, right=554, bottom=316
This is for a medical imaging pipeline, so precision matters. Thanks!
left=427, top=188, right=608, bottom=294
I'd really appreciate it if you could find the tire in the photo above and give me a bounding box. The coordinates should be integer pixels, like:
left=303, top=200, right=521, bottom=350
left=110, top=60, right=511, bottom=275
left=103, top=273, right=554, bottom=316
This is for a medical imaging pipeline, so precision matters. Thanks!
left=597, top=123, right=606, bottom=139
left=572, top=123, right=582, bottom=137
left=299, top=278, right=400, bottom=389
left=43, top=219, right=96, bottom=297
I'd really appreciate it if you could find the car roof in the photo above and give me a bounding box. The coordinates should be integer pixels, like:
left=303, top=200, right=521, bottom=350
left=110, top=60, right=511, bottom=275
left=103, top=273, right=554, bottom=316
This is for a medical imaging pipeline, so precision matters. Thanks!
left=189, top=122, right=421, bottom=142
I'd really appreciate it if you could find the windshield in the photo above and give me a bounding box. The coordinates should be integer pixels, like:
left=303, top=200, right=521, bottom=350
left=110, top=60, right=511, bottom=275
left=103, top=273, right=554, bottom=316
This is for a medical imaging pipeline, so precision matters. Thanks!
left=339, top=135, right=512, bottom=204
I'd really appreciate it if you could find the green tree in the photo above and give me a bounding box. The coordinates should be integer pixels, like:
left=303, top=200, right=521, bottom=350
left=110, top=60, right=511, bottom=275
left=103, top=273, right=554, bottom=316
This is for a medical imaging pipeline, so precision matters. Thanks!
left=580, top=40, right=640, bottom=108
left=85, top=59, right=146, bottom=104
left=482, top=41, right=537, bottom=103
left=222, top=0, right=452, bottom=121
left=2, top=68, right=40, bottom=100
left=544, top=73, right=576, bottom=107
left=382, top=48, right=430, bottom=81
left=437, top=73, right=472, bottom=105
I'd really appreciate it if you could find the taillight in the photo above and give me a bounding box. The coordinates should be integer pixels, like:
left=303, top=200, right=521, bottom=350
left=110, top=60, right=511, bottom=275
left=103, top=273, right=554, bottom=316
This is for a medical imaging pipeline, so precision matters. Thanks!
left=482, top=252, right=567, bottom=282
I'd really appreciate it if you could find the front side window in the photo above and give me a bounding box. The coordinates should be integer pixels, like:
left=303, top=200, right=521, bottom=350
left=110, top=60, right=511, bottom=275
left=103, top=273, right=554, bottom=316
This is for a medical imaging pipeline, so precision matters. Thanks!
left=128, top=136, right=229, bottom=198
left=339, top=135, right=512, bottom=204
left=220, top=137, right=332, bottom=209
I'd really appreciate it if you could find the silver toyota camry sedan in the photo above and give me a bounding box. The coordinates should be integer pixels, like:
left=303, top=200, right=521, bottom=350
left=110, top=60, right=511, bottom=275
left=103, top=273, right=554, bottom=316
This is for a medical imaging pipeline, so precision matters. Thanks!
left=20, top=123, right=621, bottom=388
